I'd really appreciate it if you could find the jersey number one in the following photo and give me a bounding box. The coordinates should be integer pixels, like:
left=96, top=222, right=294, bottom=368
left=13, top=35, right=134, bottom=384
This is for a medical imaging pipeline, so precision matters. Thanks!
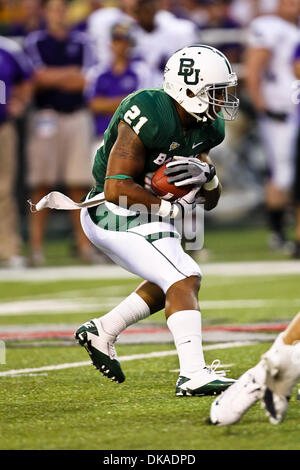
left=124, top=105, right=148, bottom=135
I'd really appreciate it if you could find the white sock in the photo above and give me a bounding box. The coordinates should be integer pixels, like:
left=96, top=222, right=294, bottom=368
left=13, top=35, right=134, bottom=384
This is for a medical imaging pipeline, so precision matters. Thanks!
left=167, top=310, right=205, bottom=377
left=99, top=292, right=151, bottom=337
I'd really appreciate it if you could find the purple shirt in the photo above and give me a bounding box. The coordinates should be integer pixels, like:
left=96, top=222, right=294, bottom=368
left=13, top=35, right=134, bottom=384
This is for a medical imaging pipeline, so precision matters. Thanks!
left=0, top=37, right=32, bottom=124
left=25, top=29, right=96, bottom=113
left=293, top=42, right=300, bottom=121
left=7, top=20, right=46, bottom=37
left=86, top=62, right=142, bottom=136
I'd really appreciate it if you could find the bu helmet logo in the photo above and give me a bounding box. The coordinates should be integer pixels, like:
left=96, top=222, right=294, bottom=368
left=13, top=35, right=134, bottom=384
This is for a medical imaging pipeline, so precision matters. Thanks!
left=178, top=58, right=200, bottom=85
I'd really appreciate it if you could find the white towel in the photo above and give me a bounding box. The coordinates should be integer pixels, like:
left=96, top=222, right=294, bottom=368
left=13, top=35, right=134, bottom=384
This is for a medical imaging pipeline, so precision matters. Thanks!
left=28, top=191, right=105, bottom=212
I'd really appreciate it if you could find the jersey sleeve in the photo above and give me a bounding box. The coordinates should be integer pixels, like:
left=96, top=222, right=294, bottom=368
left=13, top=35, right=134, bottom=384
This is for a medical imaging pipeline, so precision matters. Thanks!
left=119, top=92, right=161, bottom=148
left=247, top=17, right=278, bottom=51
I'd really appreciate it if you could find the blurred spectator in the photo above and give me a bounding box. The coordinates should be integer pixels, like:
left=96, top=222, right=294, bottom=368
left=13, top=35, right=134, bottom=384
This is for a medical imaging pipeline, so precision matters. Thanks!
left=25, top=0, right=97, bottom=266
left=131, top=0, right=198, bottom=86
left=86, top=23, right=151, bottom=152
left=68, top=0, right=102, bottom=32
left=244, top=0, right=300, bottom=253
left=8, top=0, right=45, bottom=37
left=199, top=0, right=243, bottom=63
left=292, top=42, right=300, bottom=258
left=0, top=0, right=24, bottom=36
left=88, top=0, right=198, bottom=82
left=229, top=0, right=279, bottom=26
left=87, top=0, right=137, bottom=67
left=170, top=0, right=209, bottom=27
left=0, top=35, right=32, bottom=267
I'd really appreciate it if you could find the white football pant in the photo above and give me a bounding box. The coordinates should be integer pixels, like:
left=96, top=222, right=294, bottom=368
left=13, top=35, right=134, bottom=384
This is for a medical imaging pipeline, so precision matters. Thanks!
left=80, top=206, right=201, bottom=293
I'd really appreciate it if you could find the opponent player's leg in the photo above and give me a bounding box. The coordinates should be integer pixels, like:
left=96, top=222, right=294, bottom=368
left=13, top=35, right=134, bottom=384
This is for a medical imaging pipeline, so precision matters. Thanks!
left=293, top=134, right=300, bottom=258
left=210, top=312, right=300, bottom=425
left=261, top=116, right=296, bottom=252
left=261, top=312, right=300, bottom=423
left=165, top=276, right=235, bottom=396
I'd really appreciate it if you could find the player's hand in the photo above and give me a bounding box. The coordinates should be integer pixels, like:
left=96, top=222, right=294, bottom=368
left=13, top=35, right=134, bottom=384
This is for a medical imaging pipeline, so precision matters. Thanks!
left=171, top=187, right=200, bottom=218
left=165, top=156, right=216, bottom=187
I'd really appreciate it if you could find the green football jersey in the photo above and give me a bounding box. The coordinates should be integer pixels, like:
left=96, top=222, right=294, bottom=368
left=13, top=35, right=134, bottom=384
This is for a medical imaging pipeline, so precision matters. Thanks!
left=91, top=88, right=225, bottom=193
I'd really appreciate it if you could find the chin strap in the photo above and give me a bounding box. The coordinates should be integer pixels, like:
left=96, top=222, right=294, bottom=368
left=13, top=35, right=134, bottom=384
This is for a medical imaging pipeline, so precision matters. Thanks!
left=189, top=110, right=215, bottom=123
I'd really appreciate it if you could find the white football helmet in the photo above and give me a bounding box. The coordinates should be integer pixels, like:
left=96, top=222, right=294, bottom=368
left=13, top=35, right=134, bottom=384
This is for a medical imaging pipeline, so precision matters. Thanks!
left=163, top=44, right=239, bottom=121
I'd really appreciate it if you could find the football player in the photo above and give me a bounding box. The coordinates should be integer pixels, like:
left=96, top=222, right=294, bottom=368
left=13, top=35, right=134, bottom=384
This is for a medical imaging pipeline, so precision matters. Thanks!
left=32, top=45, right=239, bottom=396
left=210, top=311, right=300, bottom=425
left=245, top=0, right=300, bottom=252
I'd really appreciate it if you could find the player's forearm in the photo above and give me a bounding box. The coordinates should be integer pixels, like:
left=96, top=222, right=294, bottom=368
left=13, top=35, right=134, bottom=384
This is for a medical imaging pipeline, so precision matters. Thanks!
left=105, top=179, right=161, bottom=211
left=294, top=60, right=300, bottom=79
left=60, top=74, right=86, bottom=91
left=203, top=182, right=222, bottom=211
left=34, top=67, right=85, bottom=90
left=244, top=49, right=270, bottom=113
left=244, top=62, right=266, bottom=112
left=196, top=153, right=221, bottom=209
left=89, top=96, right=125, bottom=114
left=245, top=75, right=266, bottom=113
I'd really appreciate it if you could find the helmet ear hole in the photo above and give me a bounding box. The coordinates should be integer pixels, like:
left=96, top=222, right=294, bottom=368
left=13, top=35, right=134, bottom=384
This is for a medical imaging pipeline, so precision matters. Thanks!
left=186, top=89, right=195, bottom=98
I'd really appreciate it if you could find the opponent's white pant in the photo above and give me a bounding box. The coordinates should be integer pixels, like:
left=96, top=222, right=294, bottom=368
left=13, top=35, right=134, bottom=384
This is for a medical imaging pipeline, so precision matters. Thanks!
left=80, top=207, right=201, bottom=293
left=259, top=113, right=298, bottom=190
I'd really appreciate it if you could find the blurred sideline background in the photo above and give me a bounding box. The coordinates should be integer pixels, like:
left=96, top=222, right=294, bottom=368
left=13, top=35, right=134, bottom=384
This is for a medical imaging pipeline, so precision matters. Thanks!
left=0, top=0, right=299, bottom=268
left=1, top=1, right=300, bottom=451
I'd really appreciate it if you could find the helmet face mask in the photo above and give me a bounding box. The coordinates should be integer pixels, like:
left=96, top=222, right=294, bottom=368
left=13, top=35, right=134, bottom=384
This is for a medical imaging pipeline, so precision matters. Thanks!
left=197, top=78, right=239, bottom=121
left=163, top=45, right=239, bottom=122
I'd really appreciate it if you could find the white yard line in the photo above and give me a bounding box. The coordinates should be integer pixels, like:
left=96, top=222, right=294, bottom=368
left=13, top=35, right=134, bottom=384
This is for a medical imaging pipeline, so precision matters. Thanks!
left=0, top=260, right=299, bottom=282
left=0, top=286, right=134, bottom=304
left=0, top=297, right=299, bottom=317
left=0, top=341, right=255, bottom=377
left=0, top=298, right=123, bottom=316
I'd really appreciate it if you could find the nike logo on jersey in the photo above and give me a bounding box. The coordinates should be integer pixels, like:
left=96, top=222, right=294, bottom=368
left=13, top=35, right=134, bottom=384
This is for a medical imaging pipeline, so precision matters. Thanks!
left=192, top=141, right=204, bottom=149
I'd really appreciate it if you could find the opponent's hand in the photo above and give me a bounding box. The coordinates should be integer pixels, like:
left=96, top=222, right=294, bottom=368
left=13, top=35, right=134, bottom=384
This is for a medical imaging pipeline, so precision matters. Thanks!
left=165, top=156, right=216, bottom=187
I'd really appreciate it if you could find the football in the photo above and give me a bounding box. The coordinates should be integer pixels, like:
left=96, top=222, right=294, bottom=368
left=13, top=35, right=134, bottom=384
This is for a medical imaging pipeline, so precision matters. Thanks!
left=151, top=163, right=193, bottom=201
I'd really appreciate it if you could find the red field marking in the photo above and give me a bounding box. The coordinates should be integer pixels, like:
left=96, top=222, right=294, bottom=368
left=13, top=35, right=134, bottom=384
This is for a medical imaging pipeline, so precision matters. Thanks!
left=0, top=324, right=289, bottom=341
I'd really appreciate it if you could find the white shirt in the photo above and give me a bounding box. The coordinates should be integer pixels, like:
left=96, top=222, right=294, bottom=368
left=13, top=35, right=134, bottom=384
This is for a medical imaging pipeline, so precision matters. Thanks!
left=87, top=8, right=198, bottom=87
left=247, top=14, right=300, bottom=113
left=130, top=11, right=198, bottom=87
left=87, top=7, right=135, bottom=67
left=230, top=0, right=278, bottom=26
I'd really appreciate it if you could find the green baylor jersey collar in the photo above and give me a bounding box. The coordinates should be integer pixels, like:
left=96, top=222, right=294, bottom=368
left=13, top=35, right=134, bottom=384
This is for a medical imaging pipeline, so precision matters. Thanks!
left=91, top=88, right=225, bottom=193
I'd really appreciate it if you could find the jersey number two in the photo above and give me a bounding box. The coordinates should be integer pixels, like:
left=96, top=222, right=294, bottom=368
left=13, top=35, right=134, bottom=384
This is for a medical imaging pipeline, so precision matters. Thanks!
left=124, top=105, right=148, bottom=135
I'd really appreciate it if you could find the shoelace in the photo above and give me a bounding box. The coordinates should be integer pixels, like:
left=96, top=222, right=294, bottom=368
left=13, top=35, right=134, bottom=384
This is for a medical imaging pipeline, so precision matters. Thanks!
left=107, top=341, right=117, bottom=359
left=206, top=359, right=230, bottom=377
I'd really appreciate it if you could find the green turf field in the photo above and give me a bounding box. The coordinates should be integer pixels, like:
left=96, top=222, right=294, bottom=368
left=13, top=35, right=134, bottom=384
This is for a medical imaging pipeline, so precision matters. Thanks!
left=1, top=342, right=300, bottom=450
left=1, top=228, right=300, bottom=450
left=21, top=226, right=294, bottom=266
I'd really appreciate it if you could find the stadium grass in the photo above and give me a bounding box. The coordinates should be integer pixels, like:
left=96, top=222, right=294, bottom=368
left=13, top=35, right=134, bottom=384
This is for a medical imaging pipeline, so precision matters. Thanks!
left=1, top=342, right=300, bottom=450
left=21, top=226, right=292, bottom=266
left=1, top=226, right=300, bottom=450
left=0, top=273, right=298, bottom=326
